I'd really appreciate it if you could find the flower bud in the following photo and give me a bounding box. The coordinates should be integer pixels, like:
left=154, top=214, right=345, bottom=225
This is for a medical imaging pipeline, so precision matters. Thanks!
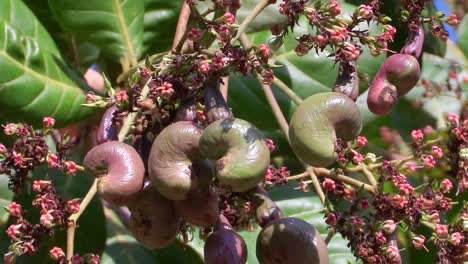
left=435, top=224, right=448, bottom=238
left=385, top=246, right=399, bottom=260
left=49, top=247, right=65, bottom=261
left=382, top=220, right=396, bottom=234
left=440, top=179, right=453, bottom=193
left=448, top=232, right=462, bottom=246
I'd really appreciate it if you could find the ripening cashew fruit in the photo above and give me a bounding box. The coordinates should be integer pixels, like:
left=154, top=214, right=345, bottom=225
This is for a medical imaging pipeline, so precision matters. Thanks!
left=173, top=184, right=219, bottom=227
left=83, top=141, right=145, bottom=205
left=148, top=121, right=213, bottom=200
left=400, top=24, right=424, bottom=59
left=204, top=214, right=248, bottom=264
left=204, top=77, right=233, bottom=123
left=289, top=92, right=362, bottom=167
left=256, top=217, right=329, bottom=264
left=199, top=118, right=270, bottom=192
left=248, top=186, right=282, bottom=227
left=96, top=105, right=118, bottom=144
left=333, top=61, right=359, bottom=101
left=127, top=184, right=181, bottom=249
left=367, top=54, right=421, bottom=115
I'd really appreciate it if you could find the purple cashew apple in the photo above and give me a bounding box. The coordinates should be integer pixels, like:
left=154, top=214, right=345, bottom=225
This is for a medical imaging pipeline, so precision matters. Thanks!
left=83, top=141, right=145, bottom=205
left=256, top=217, right=329, bottom=264
left=248, top=186, right=282, bottom=227
left=204, top=214, right=248, bottom=264
left=173, top=184, right=219, bottom=227
left=289, top=92, right=362, bottom=167
left=96, top=105, right=118, bottom=144
left=333, top=61, right=359, bottom=101
left=367, top=54, right=420, bottom=115
left=127, top=184, right=181, bottom=249
left=148, top=121, right=213, bottom=200
left=400, top=24, right=424, bottom=59
left=204, top=77, right=233, bottom=123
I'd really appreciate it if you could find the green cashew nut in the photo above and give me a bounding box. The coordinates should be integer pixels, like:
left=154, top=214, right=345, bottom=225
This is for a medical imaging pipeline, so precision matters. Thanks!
left=148, top=121, right=213, bottom=200
left=289, top=92, right=362, bottom=167
left=199, top=118, right=270, bottom=192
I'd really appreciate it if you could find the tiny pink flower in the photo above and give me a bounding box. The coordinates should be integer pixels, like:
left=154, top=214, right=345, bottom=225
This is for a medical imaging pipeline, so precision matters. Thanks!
left=448, top=113, right=460, bottom=125
left=49, top=247, right=65, bottom=261
left=139, top=68, right=149, bottom=77
left=358, top=5, right=373, bottom=18
left=412, top=235, right=426, bottom=249
left=7, top=224, right=22, bottom=238
left=328, top=0, right=342, bottom=15
left=435, top=224, right=448, bottom=238
left=198, top=61, right=210, bottom=73
left=375, top=231, right=387, bottom=244
left=360, top=199, right=370, bottom=209
left=325, top=212, right=337, bottom=226
left=87, top=254, right=100, bottom=264
left=115, top=90, right=129, bottom=102
left=382, top=25, right=396, bottom=41
left=404, top=161, right=417, bottom=172
left=399, top=183, right=414, bottom=195
left=329, top=28, right=348, bottom=43
left=47, top=153, right=59, bottom=168
left=421, top=198, right=433, bottom=210
left=341, top=42, right=360, bottom=61
left=71, top=254, right=83, bottom=264
left=304, top=7, right=317, bottom=20
left=322, top=178, right=336, bottom=192
left=85, top=91, right=96, bottom=103
left=315, top=34, right=328, bottom=47
left=423, top=155, right=436, bottom=168
left=351, top=216, right=365, bottom=229
left=352, top=152, right=363, bottom=164
left=294, top=43, right=309, bottom=56
left=188, top=28, right=202, bottom=41
left=67, top=200, right=80, bottom=214
left=258, top=44, right=271, bottom=62
left=221, top=12, right=235, bottom=24
left=411, top=129, right=424, bottom=142
left=217, top=25, right=232, bottom=40
left=3, top=123, right=17, bottom=135
left=158, top=82, right=175, bottom=96
left=40, top=210, right=55, bottom=228
left=343, top=188, right=355, bottom=201
left=440, top=179, right=453, bottom=193
left=32, top=180, right=51, bottom=192
left=423, top=125, right=434, bottom=135
left=448, top=232, right=462, bottom=246
left=390, top=194, right=408, bottom=208
left=265, top=138, right=275, bottom=152
left=448, top=71, right=457, bottom=79
left=42, top=117, right=55, bottom=128
left=356, top=136, right=368, bottom=147
left=64, top=161, right=77, bottom=175
left=385, top=246, right=400, bottom=260
left=431, top=146, right=443, bottom=158
left=8, top=202, right=22, bottom=217
left=429, top=210, right=440, bottom=224
left=0, top=143, right=6, bottom=154
left=444, top=14, right=459, bottom=26
left=264, top=168, right=273, bottom=181
left=12, top=151, right=23, bottom=166
left=382, top=220, right=396, bottom=234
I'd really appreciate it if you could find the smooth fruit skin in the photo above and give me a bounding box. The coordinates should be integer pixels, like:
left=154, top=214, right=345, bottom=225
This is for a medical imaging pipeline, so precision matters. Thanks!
left=204, top=77, right=233, bottom=123
left=367, top=54, right=420, bottom=115
left=96, top=105, right=118, bottom=144
left=199, top=118, right=270, bottom=192
left=400, top=24, right=424, bottom=59
left=256, top=217, right=329, bottom=264
left=248, top=186, right=282, bottom=227
left=127, top=185, right=181, bottom=249
left=83, top=141, right=145, bottom=205
left=289, top=92, right=362, bottom=167
left=148, top=121, right=208, bottom=200
left=204, top=215, right=248, bottom=264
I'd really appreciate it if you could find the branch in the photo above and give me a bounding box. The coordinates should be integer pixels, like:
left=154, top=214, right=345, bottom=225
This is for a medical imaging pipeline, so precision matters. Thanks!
left=272, top=77, right=303, bottom=105
left=171, top=1, right=192, bottom=54
left=231, top=0, right=273, bottom=44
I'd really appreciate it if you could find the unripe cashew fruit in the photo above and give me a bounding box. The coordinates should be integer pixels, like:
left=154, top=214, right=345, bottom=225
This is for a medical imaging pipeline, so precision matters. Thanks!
left=256, top=217, right=329, bottom=264
left=400, top=24, right=424, bottom=59
left=289, top=92, right=362, bottom=167
left=367, top=54, right=420, bottom=115
left=148, top=121, right=212, bottom=200
left=204, top=215, right=248, bottom=264
left=248, top=186, right=282, bottom=227
left=199, top=118, right=270, bottom=192
left=205, top=77, right=233, bottom=123
left=83, top=141, right=145, bottom=205
left=127, top=184, right=181, bottom=249
left=173, top=184, right=219, bottom=227
left=333, top=61, right=359, bottom=101
left=96, top=105, right=118, bottom=144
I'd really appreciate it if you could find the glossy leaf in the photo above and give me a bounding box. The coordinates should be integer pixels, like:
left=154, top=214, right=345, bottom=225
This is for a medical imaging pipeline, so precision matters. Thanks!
left=49, top=0, right=145, bottom=64
left=0, top=0, right=61, bottom=56
left=142, top=0, right=183, bottom=55
left=101, top=206, right=203, bottom=264
left=0, top=175, right=13, bottom=229
left=0, top=21, right=92, bottom=126
left=457, top=15, right=468, bottom=58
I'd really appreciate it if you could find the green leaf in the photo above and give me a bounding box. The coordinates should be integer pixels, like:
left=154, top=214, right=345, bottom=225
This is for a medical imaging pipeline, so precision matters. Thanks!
left=457, top=15, right=468, bottom=58
left=0, top=175, right=13, bottom=229
left=237, top=184, right=356, bottom=264
left=0, top=0, right=61, bottom=56
left=49, top=0, right=145, bottom=64
left=101, top=206, right=204, bottom=264
left=142, top=0, right=183, bottom=55
left=0, top=21, right=92, bottom=127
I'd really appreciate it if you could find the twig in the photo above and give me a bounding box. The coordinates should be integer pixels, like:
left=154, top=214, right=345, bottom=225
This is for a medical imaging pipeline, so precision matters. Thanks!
left=307, top=167, right=327, bottom=207
left=313, top=167, right=377, bottom=194
left=325, top=228, right=336, bottom=244
left=361, top=163, right=378, bottom=188
left=272, top=77, right=303, bottom=105
left=171, top=1, right=192, bottom=54
left=287, top=171, right=309, bottom=181
left=231, top=0, right=273, bottom=44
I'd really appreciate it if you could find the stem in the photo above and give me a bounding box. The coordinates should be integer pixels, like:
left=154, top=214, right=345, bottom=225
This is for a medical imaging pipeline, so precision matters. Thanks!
left=171, top=1, right=191, bottom=54
left=307, top=167, right=327, bottom=207
left=259, top=82, right=290, bottom=142
left=325, top=228, right=335, bottom=244
left=313, top=167, right=377, bottom=194
left=420, top=220, right=436, bottom=230
left=287, top=171, right=309, bottom=181
left=361, top=163, right=378, bottom=188
left=272, top=77, right=303, bottom=105
left=231, top=0, right=272, bottom=44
